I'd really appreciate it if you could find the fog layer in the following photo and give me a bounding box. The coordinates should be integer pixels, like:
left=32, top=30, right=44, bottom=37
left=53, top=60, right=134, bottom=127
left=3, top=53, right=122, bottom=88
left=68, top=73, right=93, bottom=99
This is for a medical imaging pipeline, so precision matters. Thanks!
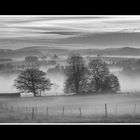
left=0, top=66, right=139, bottom=95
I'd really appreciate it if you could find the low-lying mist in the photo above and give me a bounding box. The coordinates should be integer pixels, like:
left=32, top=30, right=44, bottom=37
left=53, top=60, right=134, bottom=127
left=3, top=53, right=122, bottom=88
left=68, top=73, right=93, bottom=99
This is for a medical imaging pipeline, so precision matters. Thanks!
left=0, top=67, right=66, bottom=96
left=118, top=73, right=140, bottom=92
left=0, top=73, right=17, bottom=93
left=0, top=66, right=140, bottom=96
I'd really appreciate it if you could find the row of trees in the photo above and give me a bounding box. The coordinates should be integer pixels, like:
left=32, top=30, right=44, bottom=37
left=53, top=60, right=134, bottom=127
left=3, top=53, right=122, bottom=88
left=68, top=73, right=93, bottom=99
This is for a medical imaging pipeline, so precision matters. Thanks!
left=64, top=54, right=120, bottom=94
left=14, top=54, right=120, bottom=97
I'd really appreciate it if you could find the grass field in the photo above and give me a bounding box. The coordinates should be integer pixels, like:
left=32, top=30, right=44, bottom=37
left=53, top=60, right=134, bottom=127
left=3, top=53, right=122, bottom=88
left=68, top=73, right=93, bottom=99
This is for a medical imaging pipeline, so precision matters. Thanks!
left=1, top=93, right=140, bottom=123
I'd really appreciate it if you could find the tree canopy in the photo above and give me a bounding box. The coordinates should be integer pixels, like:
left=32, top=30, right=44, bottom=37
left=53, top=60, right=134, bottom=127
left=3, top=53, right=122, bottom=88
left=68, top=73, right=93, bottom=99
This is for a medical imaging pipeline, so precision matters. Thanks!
left=64, top=55, right=120, bottom=94
left=14, top=68, right=52, bottom=97
left=64, top=54, right=87, bottom=94
left=88, top=59, right=110, bottom=92
left=88, top=59, right=120, bottom=93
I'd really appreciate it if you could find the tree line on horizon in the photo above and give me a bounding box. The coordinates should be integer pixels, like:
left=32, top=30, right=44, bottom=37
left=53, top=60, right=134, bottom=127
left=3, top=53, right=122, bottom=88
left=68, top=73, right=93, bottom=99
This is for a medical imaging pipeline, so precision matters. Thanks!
left=14, top=54, right=120, bottom=97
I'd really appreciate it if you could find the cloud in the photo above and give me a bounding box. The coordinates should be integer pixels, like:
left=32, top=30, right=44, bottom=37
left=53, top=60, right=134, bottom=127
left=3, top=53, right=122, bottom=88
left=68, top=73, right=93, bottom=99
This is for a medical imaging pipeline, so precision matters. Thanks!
left=0, top=15, right=140, bottom=39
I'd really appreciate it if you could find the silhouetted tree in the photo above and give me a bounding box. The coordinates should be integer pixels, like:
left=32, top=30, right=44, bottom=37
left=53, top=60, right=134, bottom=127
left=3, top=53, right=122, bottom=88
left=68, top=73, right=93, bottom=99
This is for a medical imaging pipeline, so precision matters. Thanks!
left=88, top=59, right=109, bottom=92
left=102, top=74, right=120, bottom=93
left=88, top=59, right=120, bottom=93
left=14, top=68, right=52, bottom=97
left=64, top=54, right=87, bottom=94
left=110, top=74, right=120, bottom=92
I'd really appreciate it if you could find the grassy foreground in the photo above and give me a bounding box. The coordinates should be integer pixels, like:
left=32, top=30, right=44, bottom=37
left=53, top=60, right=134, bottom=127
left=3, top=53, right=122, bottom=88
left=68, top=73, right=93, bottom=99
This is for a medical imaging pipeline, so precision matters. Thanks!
left=0, top=108, right=140, bottom=123
left=1, top=93, right=140, bottom=123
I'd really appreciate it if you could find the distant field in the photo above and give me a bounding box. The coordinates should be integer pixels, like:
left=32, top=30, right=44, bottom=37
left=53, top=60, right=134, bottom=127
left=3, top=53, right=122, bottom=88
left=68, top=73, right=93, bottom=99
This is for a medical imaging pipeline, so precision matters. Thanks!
left=1, top=93, right=140, bottom=123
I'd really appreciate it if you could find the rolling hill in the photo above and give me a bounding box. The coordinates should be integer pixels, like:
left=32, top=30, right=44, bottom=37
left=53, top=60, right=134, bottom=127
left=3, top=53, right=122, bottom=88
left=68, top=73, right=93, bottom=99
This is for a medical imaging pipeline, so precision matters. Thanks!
left=0, top=46, right=140, bottom=58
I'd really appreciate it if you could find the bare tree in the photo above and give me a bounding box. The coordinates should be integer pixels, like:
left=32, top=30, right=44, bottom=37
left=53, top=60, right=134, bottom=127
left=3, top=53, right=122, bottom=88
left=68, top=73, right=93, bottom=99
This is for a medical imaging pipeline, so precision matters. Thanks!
left=14, top=68, right=52, bottom=97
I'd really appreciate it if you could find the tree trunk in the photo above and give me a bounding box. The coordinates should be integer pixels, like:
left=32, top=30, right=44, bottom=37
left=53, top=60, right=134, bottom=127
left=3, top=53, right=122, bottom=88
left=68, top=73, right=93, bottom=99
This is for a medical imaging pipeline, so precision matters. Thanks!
left=33, top=91, right=38, bottom=97
left=39, top=90, right=42, bottom=96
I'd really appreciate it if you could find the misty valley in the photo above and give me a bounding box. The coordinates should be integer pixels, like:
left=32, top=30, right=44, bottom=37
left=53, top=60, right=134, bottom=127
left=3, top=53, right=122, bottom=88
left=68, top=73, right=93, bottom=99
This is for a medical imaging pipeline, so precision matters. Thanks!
left=0, top=48, right=140, bottom=96
left=2, top=15, right=140, bottom=123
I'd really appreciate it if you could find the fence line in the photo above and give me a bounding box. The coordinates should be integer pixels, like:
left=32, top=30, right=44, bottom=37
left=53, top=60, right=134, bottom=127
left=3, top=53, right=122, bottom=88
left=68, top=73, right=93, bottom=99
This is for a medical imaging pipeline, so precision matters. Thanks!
left=1, top=103, right=140, bottom=120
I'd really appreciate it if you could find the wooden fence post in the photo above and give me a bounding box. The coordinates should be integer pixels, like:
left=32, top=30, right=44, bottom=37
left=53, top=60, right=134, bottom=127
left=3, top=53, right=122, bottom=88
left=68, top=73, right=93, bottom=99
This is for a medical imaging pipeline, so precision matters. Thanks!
left=46, top=107, right=49, bottom=117
left=79, top=107, right=82, bottom=117
left=105, top=104, right=107, bottom=117
left=115, top=104, right=117, bottom=116
left=35, top=107, right=37, bottom=115
left=62, top=107, right=64, bottom=116
left=133, top=104, right=136, bottom=119
left=32, top=107, right=35, bottom=120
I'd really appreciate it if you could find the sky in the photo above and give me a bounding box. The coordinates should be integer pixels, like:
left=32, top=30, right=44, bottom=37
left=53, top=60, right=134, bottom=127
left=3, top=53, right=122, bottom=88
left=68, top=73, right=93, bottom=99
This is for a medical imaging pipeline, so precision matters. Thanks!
left=1, top=15, right=140, bottom=49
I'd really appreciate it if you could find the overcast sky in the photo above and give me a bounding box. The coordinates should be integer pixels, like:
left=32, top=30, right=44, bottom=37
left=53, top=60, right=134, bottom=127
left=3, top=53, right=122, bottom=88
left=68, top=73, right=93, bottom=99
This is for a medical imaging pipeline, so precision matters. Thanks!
left=1, top=15, right=140, bottom=49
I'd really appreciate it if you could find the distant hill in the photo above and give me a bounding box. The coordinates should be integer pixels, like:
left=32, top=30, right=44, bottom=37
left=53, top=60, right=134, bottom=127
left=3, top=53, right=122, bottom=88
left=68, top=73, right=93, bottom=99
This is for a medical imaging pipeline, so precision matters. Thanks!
left=0, top=46, right=71, bottom=58
left=76, top=47, right=140, bottom=56
left=0, top=49, right=12, bottom=53
left=69, top=47, right=140, bottom=56
left=101, top=47, right=140, bottom=56
left=0, top=46, right=140, bottom=58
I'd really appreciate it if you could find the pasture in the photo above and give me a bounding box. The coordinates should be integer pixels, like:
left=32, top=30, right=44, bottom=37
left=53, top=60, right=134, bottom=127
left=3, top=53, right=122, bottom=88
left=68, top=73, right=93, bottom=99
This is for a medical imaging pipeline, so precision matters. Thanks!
left=1, top=93, right=140, bottom=123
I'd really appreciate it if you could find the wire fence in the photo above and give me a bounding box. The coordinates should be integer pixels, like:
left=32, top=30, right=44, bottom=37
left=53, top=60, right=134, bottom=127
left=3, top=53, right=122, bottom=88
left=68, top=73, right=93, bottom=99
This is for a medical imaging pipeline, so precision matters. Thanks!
left=0, top=102, right=140, bottom=122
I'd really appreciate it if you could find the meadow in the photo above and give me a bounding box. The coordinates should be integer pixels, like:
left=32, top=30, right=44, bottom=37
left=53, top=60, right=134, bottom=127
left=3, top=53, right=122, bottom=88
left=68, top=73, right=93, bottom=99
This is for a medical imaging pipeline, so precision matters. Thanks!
left=0, top=93, right=140, bottom=123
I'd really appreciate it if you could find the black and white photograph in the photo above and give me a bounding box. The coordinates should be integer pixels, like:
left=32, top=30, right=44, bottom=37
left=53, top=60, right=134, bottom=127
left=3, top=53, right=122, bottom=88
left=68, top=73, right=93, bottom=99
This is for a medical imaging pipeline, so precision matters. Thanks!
left=0, top=15, right=140, bottom=124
